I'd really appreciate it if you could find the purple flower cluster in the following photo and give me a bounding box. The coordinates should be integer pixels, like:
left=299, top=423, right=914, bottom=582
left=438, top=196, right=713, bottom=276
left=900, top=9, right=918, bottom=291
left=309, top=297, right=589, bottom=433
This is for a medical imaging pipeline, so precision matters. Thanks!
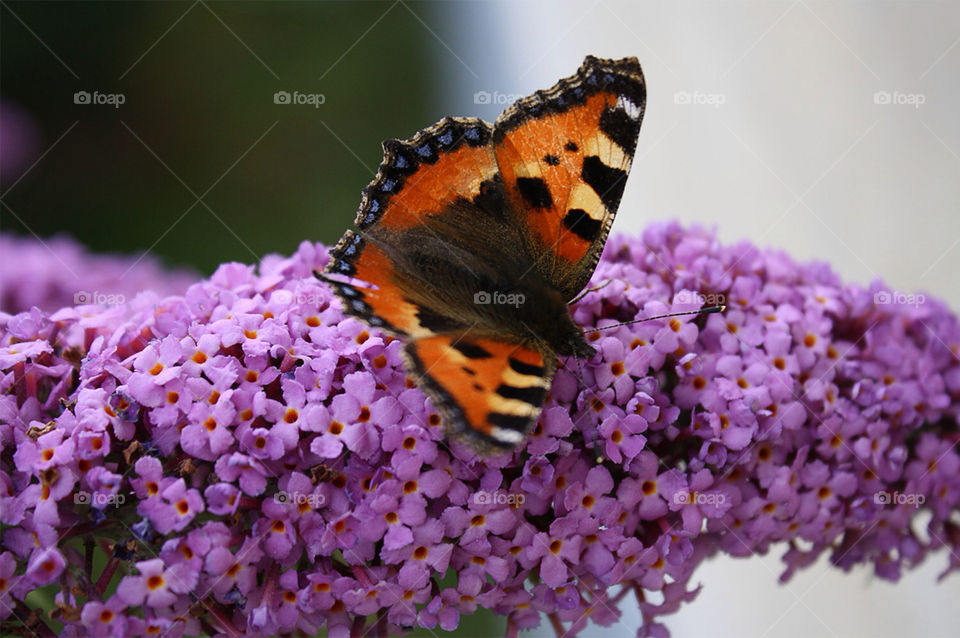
left=1, top=223, right=959, bottom=637
left=0, top=233, right=197, bottom=314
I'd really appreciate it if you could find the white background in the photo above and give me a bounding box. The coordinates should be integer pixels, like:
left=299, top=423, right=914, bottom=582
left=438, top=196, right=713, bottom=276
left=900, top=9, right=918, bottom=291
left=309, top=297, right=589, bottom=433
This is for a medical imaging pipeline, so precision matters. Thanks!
left=440, top=2, right=960, bottom=636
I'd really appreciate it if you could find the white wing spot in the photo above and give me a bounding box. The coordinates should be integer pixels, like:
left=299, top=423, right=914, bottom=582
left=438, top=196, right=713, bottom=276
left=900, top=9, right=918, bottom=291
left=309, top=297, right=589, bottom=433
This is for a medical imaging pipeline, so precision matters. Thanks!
left=616, top=95, right=642, bottom=121
left=491, top=427, right=525, bottom=445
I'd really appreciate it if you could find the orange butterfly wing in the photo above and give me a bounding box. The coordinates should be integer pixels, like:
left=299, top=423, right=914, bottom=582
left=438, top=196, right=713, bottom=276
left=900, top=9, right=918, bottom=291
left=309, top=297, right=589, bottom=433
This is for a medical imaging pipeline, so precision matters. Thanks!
left=323, top=57, right=646, bottom=452
left=492, top=56, right=645, bottom=299
left=325, top=117, right=497, bottom=336
left=403, top=334, right=556, bottom=451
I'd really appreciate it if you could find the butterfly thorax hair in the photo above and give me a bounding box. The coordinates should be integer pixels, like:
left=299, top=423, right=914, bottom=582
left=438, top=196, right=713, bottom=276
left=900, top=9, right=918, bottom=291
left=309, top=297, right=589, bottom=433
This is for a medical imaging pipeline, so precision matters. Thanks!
left=367, top=175, right=596, bottom=361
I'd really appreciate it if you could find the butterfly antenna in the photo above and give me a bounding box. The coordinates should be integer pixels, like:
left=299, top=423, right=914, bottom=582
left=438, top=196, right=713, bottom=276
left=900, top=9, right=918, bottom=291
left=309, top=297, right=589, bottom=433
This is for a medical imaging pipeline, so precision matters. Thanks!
left=568, top=279, right=612, bottom=305
left=585, top=304, right=725, bottom=333
left=573, top=342, right=589, bottom=388
left=562, top=339, right=607, bottom=463
left=576, top=356, right=601, bottom=454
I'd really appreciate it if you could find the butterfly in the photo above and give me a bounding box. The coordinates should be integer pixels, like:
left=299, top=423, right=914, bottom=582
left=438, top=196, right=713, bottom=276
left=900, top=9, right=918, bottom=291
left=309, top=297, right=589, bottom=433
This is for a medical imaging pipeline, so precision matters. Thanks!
left=323, top=55, right=646, bottom=453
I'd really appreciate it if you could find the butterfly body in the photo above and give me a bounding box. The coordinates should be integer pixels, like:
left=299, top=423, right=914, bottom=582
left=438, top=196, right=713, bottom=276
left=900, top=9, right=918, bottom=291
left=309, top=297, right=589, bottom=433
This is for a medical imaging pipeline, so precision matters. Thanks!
left=324, top=56, right=646, bottom=452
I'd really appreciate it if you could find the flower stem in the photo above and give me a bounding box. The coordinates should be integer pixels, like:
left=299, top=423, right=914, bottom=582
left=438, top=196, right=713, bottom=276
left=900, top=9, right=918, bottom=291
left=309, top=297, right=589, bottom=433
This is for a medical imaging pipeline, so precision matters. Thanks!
left=95, top=555, right=120, bottom=596
left=548, top=612, right=566, bottom=636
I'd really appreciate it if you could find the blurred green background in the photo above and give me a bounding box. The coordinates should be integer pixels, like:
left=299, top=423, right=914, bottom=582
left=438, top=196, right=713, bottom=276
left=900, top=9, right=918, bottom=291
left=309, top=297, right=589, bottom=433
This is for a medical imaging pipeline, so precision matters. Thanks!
left=1, top=1, right=440, bottom=274
left=1, top=2, right=504, bottom=635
